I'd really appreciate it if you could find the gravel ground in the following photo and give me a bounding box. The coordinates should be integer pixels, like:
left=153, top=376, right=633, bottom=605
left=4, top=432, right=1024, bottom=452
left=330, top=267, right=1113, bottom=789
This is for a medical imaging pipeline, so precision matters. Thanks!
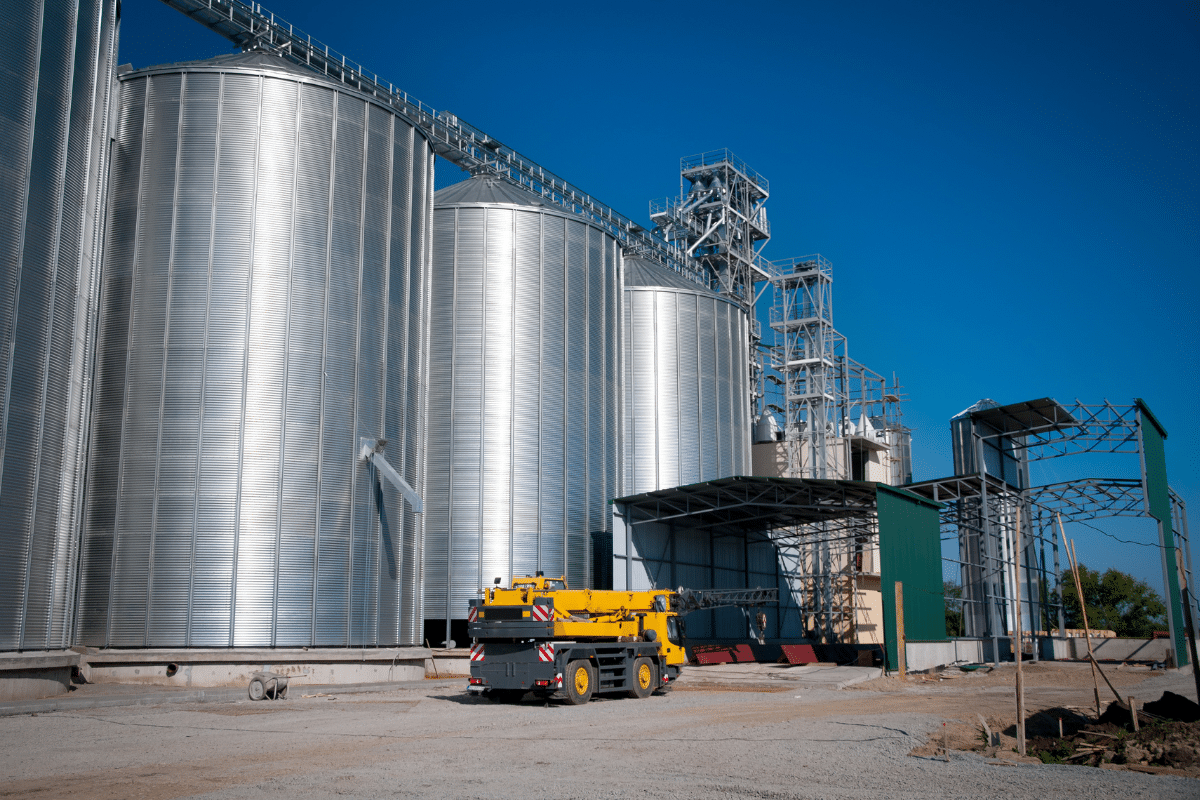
left=1, top=665, right=1197, bottom=799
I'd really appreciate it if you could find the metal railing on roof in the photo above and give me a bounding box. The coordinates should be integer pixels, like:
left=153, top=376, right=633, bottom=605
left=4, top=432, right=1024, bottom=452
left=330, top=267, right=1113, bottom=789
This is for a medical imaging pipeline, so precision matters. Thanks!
left=157, top=0, right=707, bottom=285
left=680, top=148, right=770, bottom=195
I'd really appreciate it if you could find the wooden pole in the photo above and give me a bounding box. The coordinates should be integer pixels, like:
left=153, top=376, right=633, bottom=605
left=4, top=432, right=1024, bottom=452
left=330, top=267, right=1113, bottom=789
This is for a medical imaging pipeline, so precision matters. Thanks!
left=1087, top=653, right=1123, bottom=703
left=1014, top=505, right=1026, bottom=756
left=1058, top=513, right=1103, bottom=716
left=895, top=581, right=906, bottom=677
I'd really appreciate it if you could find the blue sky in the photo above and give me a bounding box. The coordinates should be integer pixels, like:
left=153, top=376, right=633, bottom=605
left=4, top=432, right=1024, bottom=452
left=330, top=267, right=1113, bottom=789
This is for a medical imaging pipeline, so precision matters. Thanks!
left=118, top=1, right=1199, bottom=598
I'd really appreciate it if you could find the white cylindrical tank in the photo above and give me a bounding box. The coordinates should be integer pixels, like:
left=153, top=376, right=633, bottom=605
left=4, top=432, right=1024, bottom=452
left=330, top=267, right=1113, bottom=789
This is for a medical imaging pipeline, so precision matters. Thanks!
left=623, top=256, right=751, bottom=494
left=78, top=52, right=432, bottom=648
left=0, top=0, right=118, bottom=651
left=425, top=176, right=621, bottom=625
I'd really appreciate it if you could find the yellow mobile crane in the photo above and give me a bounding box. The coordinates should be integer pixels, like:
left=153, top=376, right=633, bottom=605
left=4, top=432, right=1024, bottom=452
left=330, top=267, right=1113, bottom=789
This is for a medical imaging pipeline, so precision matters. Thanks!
left=466, top=573, right=777, bottom=704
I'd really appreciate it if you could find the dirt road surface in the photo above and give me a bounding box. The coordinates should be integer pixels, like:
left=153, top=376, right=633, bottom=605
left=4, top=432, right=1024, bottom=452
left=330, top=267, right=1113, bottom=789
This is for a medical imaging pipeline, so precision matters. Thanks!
left=1, top=661, right=1196, bottom=799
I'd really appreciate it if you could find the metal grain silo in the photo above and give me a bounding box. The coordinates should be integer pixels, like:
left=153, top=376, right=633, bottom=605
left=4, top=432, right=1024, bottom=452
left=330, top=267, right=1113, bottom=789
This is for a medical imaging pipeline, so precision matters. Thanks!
left=0, top=0, right=119, bottom=651
left=426, top=177, right=620, bottom=631
left=77, top=52, right=432, bottom=648
left=623, top=256, right=751, bottom=494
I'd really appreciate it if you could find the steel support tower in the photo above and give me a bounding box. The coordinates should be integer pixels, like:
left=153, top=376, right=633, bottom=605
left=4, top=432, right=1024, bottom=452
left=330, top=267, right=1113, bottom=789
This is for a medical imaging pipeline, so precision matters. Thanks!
left=768, top=256, right=840, bottom=478
left=766, top=256, right=907, bottom=482
left=649, top=149, right=772, bottom=308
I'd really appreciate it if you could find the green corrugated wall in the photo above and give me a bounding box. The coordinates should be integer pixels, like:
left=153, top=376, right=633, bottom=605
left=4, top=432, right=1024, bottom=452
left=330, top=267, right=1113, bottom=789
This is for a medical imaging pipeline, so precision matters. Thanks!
left=878, top=485, right=946, bottom=671
left=1137, top=399, right=1188, bottom=668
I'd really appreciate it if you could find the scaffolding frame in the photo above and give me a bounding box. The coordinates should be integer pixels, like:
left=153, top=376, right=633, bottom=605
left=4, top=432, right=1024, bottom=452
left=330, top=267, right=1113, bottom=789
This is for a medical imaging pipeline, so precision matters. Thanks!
left=764, top=256, right=909, bottom=484
left=745, top=253, right=909, bottom=642
left=766, top=515, right=880, bottom=643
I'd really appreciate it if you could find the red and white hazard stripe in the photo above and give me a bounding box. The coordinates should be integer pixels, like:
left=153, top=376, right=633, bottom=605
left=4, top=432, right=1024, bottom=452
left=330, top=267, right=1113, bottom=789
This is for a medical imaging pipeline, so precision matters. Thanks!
left=467, top=606, right=478, bottom=623
left=537, top=643, right=554, bottom=662
left=469, top=643, right=485, bottom=662
left=531, top=603, right=553, bottom=622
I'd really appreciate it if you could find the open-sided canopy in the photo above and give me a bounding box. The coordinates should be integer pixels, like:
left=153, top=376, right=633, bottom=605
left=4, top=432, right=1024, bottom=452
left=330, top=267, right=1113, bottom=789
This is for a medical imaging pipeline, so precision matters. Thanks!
left=614, top=476, right=880, bottom=532
left=968, top=397, right=1078, bottom=437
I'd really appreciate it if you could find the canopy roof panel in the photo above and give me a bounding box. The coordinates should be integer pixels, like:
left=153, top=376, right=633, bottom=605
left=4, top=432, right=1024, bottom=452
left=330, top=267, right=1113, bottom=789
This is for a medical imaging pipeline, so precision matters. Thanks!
left=969, top=397, right=1079, bottom=437
left=614, top=476, right=880, bottom=532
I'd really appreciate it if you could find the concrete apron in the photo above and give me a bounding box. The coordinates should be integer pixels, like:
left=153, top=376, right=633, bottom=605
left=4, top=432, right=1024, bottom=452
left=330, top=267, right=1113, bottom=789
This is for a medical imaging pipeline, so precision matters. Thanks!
left=676, top=662, right=883, bottom=690
left=76, top=647, right=431, bottom=690
left=0, top=651, right=81, bottom=701
left=425, top=650, right=470, bottom=678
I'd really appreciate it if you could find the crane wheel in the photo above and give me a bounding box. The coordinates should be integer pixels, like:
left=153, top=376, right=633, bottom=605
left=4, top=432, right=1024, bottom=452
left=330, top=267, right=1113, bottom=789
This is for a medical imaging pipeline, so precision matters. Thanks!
left=628, top=657, right=656, bottom=699
left=565, top=660, right=594, bottom=705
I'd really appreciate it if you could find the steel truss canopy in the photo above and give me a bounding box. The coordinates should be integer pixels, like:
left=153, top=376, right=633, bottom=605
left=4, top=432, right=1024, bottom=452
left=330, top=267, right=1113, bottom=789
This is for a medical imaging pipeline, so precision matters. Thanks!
left=905, top=473, right=1172, bottom=528
left=615, top=476, right=881, bottom=533
left=918, top=395, right=1193, bottom=668
left=997, top=399, right=1140, bottom=460
left=1026, top=478, right=1148, bottom=523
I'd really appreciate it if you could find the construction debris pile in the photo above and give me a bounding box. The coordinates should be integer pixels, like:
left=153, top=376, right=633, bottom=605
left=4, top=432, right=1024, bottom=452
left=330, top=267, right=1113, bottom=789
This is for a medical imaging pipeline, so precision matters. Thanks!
left=986, top=691, right=1200, bottom=774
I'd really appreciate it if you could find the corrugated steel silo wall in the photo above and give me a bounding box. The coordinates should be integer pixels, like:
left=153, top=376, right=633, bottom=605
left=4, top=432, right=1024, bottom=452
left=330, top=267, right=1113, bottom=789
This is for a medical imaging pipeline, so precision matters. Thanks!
left=426, top=205, right=619, bottom=620
left=77, top=62, right=431, bottom=647
left=0, top=0, right=118, bottom=651
left=623, top=287, right=750, bottom=494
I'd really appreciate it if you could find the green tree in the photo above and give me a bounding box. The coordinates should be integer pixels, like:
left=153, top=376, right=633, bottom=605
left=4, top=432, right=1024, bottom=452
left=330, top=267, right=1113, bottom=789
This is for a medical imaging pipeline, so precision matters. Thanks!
left=1060, top=563, right=1167, bottom=639
left=944, top=581, right=964, bottom=637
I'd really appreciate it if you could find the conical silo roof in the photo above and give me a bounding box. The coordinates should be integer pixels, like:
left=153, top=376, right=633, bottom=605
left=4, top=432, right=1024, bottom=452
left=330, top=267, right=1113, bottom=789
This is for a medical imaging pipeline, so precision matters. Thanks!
left=435, top=175, right=547, bottom=207
left=137, top=50, right=321, bottom=80
left=623, top=255, right=711, bottom=292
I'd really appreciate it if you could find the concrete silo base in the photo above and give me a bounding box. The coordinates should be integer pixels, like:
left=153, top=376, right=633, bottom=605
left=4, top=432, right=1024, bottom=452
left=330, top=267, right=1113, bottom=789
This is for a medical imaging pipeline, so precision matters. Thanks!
left=0, top=652, right=81, bottom=701
left=75, top=648, right=430, bottom=689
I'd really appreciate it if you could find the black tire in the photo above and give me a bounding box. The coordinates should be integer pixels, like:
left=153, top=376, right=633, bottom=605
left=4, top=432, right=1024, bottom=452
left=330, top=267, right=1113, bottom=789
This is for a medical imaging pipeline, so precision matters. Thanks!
left=564, top=660, right=594, bottom=705
left=627, top=657, right=656, bottom=699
